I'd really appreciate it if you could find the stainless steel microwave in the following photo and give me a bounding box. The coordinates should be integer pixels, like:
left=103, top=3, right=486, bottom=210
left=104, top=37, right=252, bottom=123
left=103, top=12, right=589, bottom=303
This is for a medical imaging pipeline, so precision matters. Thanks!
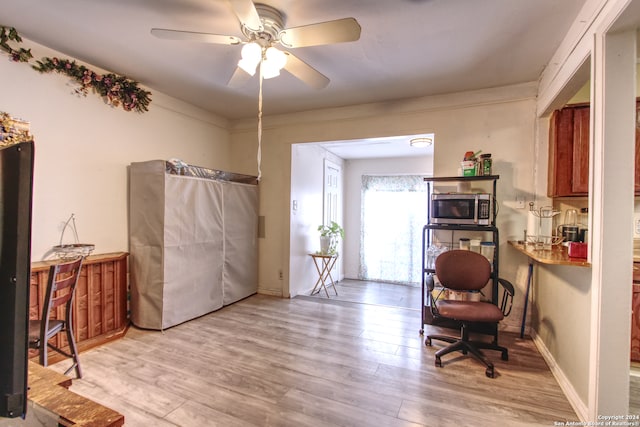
left=430, top=193, right=492, bottom=225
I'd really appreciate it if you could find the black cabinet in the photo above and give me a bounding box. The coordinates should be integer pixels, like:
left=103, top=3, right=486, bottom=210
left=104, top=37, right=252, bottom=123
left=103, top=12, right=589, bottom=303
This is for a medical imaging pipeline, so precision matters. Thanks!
left=420, top=175, right=500, bottom=335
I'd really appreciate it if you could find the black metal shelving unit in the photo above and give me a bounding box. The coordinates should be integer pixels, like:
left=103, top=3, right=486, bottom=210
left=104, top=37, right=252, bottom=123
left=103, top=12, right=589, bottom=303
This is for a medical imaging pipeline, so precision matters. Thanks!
left=419, top=175, right=500, bottom=335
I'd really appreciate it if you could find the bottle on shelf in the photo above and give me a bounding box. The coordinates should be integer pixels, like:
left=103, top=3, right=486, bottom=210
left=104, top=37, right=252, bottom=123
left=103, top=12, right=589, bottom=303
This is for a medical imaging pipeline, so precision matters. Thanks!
left=479, top=153, right=492, bottom=176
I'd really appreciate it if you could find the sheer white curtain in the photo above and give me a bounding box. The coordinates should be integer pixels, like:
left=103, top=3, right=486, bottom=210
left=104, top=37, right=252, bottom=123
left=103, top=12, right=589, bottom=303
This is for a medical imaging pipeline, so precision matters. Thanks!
left=359, top=175, right=428, bottom=284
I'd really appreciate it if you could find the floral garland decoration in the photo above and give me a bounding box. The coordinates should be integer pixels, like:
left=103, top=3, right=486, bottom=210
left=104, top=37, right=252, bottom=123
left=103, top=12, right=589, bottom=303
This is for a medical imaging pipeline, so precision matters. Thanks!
left=0, top=26, right=32, bottom=62
left=32, top=57, right=151, bottom=112
left=0, top=26, right=151, bottom=113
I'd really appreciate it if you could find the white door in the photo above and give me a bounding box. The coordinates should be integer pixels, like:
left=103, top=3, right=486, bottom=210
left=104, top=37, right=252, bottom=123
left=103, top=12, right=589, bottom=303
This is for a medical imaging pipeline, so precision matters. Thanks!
left=324, top=160, right=340, bottom=226
left=323, top=160, right=341, bottom=276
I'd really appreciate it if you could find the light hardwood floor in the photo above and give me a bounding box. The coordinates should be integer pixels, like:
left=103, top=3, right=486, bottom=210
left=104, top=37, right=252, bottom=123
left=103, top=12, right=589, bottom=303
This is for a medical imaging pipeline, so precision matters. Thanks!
left=304, top=278, right=421, bottom=309
left=631, top=373, right=640, bottom=414
left=49, top=286, right=580, bottom=426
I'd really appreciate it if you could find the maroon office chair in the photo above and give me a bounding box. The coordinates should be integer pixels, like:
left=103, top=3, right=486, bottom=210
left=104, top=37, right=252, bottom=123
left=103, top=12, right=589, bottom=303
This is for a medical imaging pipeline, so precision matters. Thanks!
left=29, top=257, right=84, bottom=378
left=425, top=250, right=514, bottom=378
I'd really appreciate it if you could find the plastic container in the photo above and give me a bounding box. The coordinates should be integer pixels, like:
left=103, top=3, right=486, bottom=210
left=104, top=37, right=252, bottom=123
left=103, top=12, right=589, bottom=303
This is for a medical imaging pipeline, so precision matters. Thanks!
left=459, top=238, right=470, bottom=250
left=480, top=241, right=495, bottom=263
left=470, top=239, right=481, bottom=253
left=460, top=160, right=476, bottom=176
left=568, top=242, right=587, bottom=258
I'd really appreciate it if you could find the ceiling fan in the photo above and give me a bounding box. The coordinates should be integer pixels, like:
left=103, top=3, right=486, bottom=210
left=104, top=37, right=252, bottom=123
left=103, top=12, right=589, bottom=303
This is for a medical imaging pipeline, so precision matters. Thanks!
left=151, top=0, right=362, bottom=89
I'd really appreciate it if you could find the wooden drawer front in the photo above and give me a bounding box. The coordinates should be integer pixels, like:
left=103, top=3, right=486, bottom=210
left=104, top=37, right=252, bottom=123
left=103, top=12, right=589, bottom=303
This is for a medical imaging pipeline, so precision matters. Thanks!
left=29, top=253, right=129, bottom=363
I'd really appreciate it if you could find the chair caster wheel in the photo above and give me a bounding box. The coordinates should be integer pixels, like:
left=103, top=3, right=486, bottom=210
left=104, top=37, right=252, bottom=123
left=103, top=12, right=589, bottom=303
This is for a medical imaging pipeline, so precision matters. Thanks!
left=425, top=337, right=432, bottom=346
left=501, top=351, right=508, bottom=361
left=435, top=356, right=442, bottom=367
left=419, top=329, right=424, bottom=335
left=486, top=366, right=495, bottom=378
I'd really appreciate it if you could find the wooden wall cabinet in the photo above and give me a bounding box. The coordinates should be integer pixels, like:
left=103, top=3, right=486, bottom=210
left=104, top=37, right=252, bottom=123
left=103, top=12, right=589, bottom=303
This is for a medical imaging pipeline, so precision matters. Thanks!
left=547, top=105, right=589, bottom=196
left=548, top=102, right=640, bottom=197
left=29, top=252, right=129, bottom=364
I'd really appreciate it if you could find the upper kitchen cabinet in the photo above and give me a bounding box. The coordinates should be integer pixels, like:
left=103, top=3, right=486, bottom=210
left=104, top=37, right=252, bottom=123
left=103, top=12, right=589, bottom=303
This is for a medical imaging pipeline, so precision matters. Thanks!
left=548, top=101, right=640, bottom=197
left=547, top=104, right=589, bottom=196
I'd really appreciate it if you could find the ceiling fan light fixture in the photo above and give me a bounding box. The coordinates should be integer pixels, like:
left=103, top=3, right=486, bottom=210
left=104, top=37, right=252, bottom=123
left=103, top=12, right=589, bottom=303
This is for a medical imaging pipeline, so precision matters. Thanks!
left=266, top=47, right=287, bottom=69
left=238, top=58, right=258, bottom=76
left=151, top=1, right=362, bottom=183
left=409, top=137, right=433, bottom=148
left=261, top=47, right=287, bottom=79
left=238, top=58, right=259, bottom=76
left=261, top=61, right=280, bottom=79
left=238, top=42, right=262, bottom=75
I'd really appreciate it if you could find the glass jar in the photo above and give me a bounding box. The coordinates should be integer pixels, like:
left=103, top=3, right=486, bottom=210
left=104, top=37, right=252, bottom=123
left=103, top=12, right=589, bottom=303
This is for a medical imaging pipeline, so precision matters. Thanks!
left=426, top=246, right=435, bottom=269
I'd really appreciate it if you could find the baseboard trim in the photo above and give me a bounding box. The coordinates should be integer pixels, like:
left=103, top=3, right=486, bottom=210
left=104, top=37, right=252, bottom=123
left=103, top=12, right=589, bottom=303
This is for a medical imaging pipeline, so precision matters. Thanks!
left=257, top=287, right=283, bottom=297
left=531, top=330, right=588, bottom=421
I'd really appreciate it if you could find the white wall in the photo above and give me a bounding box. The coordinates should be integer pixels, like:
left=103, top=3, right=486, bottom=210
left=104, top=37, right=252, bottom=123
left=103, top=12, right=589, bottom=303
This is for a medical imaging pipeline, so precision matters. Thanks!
left=532, top=262, right=593, bottom=405
left=524, top=113, right=593, bottom=410
left=0, top=38, right=231, bottom=260
left=342, top=156, right=433, bottom=280
left=289, top=144, right=344, bottom=297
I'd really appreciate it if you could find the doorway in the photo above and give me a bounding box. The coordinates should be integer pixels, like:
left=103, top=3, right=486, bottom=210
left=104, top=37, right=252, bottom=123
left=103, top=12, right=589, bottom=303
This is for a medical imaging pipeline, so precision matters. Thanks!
left=289, top=134, right=434, bottom=307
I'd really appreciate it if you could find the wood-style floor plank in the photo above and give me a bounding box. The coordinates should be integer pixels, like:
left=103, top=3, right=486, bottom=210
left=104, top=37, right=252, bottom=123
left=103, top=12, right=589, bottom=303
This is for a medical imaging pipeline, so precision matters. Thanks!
left=51, top=292, right=579, bottom=426
left=306, top=279, right=421, bottom=310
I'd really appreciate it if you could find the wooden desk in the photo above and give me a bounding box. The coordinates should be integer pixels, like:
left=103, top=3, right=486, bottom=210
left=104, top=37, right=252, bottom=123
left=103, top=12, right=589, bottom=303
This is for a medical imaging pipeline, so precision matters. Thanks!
left=27, top=361, right=124, bottom=426
left=508, top=241, right=590, bottom=338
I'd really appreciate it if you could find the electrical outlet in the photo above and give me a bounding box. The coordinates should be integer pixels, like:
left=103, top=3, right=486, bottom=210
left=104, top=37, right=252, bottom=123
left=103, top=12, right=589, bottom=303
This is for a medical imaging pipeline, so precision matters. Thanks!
left=634, top=213, right=640, bottom=238
left=515, top=195, right=525, bottom=209
left=278, top=269, right=283, bottom=280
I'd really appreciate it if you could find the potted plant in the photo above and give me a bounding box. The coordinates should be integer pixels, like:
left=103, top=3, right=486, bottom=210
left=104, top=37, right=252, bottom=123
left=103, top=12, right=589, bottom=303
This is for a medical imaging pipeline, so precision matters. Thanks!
left=317, top=221, right=344, bottom=254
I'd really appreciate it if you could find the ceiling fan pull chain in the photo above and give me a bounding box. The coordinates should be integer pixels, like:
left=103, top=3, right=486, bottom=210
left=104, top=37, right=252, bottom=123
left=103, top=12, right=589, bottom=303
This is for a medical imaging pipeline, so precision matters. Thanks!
left=256, top=56, right=263, bottom=182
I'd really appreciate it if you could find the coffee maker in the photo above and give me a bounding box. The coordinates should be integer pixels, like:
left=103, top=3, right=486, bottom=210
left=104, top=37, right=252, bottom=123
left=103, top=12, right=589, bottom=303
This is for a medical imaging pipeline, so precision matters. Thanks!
left=558, top=209, right=587, bottom=244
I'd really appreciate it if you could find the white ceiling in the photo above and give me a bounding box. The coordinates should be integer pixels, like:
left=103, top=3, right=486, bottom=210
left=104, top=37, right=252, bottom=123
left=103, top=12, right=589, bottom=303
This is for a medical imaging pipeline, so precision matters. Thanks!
left=2, top=0, right=587, bottom=122
left=319, top=134, right=434, bottom=160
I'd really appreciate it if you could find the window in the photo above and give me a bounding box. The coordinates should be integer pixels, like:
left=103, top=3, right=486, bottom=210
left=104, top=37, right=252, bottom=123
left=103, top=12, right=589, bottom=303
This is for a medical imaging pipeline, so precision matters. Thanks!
left=360, top=175, right=428, bottom=284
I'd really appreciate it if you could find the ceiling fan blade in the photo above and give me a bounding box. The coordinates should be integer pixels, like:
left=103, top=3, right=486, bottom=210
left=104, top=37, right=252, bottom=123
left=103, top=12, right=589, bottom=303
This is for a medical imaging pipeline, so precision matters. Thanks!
left=283, top=52, right=329, bottom=90
left=151, top=28, right=241, bottom=45
left=227, top=0, right=263, bottom=32
left=227, top=66, right=253, bottom=88
left=279, top=18, right=361, bottom=48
